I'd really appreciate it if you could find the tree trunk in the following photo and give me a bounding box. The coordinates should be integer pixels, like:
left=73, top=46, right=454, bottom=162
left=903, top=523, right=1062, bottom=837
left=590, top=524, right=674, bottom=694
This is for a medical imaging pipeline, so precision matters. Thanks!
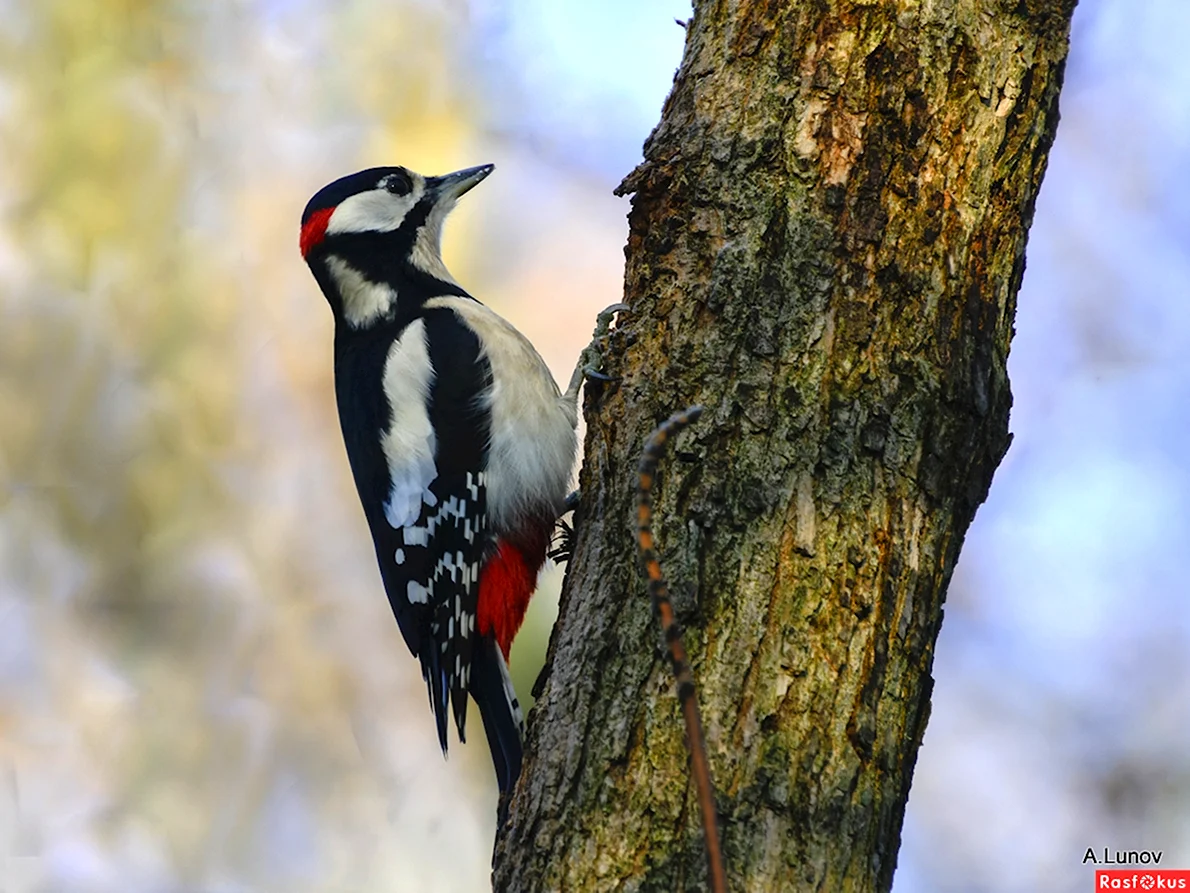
left=495, top=1, right=1076, bottom=890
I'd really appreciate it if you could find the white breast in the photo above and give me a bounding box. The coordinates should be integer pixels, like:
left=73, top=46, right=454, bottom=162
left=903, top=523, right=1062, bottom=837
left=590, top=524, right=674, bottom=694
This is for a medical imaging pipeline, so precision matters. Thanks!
left=425, top=296, right=578, bottom=533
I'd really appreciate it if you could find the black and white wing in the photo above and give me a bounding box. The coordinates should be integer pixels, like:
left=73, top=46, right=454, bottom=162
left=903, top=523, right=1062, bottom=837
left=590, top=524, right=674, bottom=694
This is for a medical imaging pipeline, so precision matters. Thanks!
left=336, top=310, right=492, bottom=751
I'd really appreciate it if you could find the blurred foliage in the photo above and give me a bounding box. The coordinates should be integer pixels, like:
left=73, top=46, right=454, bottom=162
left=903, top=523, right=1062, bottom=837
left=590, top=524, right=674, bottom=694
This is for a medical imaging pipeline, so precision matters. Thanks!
left=0, top=1, right=510, bottom=889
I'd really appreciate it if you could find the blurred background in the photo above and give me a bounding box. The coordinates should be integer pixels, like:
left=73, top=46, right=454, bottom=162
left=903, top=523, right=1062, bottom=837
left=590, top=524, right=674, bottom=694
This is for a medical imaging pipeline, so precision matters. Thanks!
left=0, top=0, right=1184, bottom=890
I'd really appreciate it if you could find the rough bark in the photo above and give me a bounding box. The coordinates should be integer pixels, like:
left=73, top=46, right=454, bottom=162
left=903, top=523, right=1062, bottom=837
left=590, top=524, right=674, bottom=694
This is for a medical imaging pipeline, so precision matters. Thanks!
left=496, top=1, right=1076, bottom=890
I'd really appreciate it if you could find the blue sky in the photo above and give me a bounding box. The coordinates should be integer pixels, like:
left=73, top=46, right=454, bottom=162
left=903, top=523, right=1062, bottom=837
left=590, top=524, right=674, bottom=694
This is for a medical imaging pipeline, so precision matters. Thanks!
left=469, top=0, right=692, bottom=175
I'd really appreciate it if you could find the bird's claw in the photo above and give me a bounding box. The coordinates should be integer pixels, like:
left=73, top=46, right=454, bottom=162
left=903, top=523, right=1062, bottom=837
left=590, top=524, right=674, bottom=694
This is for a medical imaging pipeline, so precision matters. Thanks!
left=550, top=491, right=580, bottom=563
left=583, top=365, right=615, bottom=383
left=548, top=517, right=576, bottom=564
left=566, top=304, right=630, bottom=399
left=594, top=303, right=630, bottom=335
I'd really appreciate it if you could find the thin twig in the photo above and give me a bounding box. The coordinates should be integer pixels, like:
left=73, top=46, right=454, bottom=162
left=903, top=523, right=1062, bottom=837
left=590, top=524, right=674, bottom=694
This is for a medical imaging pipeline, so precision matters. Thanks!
left=636, top=405, right=727, bottom=893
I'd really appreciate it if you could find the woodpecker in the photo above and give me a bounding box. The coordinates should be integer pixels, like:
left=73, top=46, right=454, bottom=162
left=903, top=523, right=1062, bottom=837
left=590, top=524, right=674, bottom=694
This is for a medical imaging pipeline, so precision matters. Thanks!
left=300, top=163, right=610, bottom=797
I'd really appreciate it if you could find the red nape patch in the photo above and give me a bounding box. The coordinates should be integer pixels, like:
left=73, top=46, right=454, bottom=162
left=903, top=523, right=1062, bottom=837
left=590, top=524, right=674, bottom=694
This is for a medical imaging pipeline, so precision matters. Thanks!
left=299, top=206, right=334, bottom=258
left=478, top=539, right=545, bottom=660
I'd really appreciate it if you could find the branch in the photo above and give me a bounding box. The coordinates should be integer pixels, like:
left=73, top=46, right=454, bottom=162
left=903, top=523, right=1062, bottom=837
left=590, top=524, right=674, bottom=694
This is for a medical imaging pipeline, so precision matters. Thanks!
left=635, top=405, right=726, bottom=893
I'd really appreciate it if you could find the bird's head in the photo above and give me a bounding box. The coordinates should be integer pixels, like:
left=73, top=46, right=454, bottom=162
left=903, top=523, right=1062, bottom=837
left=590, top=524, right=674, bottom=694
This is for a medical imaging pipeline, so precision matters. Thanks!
left=300, top=163, right=493, bottom=328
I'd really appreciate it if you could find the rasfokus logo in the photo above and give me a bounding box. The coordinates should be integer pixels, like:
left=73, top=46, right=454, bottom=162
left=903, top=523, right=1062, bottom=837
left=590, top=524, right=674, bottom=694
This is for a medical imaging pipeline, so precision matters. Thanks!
left=1094, top=870, right=1190, bottom=889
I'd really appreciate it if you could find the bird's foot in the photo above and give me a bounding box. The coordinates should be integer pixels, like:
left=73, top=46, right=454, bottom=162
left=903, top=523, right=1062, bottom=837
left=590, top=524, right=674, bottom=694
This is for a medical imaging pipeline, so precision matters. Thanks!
left=548, top=517, right=575, bottom=564
left=564, top=303, right=630, bottom=400
left=548, top=490, right=582, bottom=564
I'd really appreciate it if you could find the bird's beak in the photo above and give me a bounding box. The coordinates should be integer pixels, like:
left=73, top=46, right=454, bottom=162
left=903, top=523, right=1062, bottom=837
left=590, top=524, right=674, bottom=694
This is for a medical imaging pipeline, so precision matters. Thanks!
left=426, top=164, right=494, bottom=203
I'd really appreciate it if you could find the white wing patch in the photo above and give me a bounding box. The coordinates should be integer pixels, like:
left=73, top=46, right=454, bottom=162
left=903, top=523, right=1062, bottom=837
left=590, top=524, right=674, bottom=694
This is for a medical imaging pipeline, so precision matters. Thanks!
left=381, top=319, right=438, bottom=530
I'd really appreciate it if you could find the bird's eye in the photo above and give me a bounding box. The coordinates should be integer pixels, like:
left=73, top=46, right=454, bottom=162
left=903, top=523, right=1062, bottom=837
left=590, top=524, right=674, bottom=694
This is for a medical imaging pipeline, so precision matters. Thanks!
left=384, top=173, right=412, bottom=197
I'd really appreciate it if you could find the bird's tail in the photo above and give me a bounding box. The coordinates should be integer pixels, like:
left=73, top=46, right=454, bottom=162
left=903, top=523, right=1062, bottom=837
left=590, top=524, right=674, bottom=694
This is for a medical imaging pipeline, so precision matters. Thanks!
left=470, top=634, right=525, bottom=795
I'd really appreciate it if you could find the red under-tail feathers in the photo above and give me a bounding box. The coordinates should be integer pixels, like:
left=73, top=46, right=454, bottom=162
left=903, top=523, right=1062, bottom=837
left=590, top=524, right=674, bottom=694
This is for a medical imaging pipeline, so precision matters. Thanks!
left=477, top=522, right=552, bottom=659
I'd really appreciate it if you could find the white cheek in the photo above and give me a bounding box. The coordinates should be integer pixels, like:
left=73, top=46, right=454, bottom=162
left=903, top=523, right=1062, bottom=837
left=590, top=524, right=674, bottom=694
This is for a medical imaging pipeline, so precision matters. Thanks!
left=327, top=182, right=425, bottom=234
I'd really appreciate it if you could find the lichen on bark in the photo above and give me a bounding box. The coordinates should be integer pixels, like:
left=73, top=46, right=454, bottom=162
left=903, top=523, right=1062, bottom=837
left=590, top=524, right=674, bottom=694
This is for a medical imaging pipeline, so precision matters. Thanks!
left=495, top=1, right=1078, bottom=890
